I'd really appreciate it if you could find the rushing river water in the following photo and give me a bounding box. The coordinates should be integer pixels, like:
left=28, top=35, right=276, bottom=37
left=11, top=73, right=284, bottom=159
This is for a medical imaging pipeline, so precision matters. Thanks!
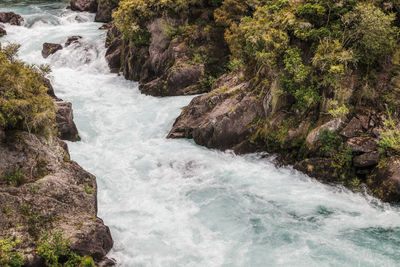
left=2, top=1, right=400, bottom=266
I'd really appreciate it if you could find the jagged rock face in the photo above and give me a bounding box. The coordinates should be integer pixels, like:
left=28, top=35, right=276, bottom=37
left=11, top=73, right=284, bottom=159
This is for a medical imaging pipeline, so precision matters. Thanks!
left=0, top=132, right=113, bottom=265
left=168, top=74, right=264, bottom=153
left=42, top=43, right=63, bottom=58
left=0, top=12, right=24, bottom=25
left=105, top=15, right=228, bottom=96
left=95, top=0, right=118, bottom=23
left=70, top=0, right=98, bottom=13
left=56, top=102, right=81, bottom=142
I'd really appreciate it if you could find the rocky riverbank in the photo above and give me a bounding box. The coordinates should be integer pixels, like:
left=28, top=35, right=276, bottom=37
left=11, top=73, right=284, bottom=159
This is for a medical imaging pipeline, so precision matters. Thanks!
left=0, top=15, right=114, bottom=266
left=92, top=0, right=400, bottom=204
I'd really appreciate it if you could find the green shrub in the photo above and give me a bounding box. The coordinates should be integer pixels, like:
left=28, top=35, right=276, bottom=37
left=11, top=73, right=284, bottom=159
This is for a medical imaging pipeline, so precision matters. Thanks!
left=0, top=237, right=24, bottom=267
left=0, top=44, right=55, bottom=135
left=1, top=170, right=25, bottom=186
left=379, top=113, right=400, bottom=154
left=37, top=232, right=95, bottom=267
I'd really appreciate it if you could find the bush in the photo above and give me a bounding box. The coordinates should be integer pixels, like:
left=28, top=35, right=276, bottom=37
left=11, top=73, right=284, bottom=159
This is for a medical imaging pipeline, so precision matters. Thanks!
left=0, top=237, right=24, bottom=267
left=37, top=232, right=95, bottom=267
left=0, top=44, right=55, bottom=135
left=1, top=170, right=25, bottom=186
left=379, top=113, right=400, bottom=154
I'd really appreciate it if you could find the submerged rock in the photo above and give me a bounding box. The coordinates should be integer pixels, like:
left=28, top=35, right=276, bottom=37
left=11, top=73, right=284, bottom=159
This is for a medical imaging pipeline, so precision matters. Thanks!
left=65, top=35, right=82, bottom=47
left=0, top=11, right=24, bottom=26
left=346, top=137, right=378, bottom=153
left=56, top=102, right=81, bottom=142
left=42, top=43, right=63, bottom=58
left=70, top=0, right=98, bottom=13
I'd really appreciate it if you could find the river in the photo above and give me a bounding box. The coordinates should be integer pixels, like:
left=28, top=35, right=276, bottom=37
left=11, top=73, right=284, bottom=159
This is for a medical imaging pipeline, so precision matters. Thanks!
left=1, top=1, right=400, bottom=266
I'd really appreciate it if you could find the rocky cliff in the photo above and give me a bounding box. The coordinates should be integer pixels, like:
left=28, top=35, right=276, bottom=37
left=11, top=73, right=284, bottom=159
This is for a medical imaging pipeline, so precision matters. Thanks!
left=97, top=0, right=400, bottom=203
left=0, top=38, right=113, bottom=266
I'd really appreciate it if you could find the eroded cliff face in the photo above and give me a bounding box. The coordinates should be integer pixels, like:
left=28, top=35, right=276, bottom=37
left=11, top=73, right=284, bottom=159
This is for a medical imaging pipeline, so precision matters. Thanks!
left=168, top=72, right=400, bottom=203
left=103, top=13, right=228, bottom=96
left=0, top=131, right=113, bottom=266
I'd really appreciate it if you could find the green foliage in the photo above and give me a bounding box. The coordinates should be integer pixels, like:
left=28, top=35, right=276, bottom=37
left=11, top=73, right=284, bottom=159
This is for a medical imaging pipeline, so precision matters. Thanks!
left=0, top=44, right=55, bottom=135
left=379, top=113, right=400, bottom=154
left=343, top=2, right=398, bottom=66
left=37, top=232, right=95, bottom=267
left=0, top=237, right=24, bottom=267
left=1, top=169, right=25, bottom=186
left=113, top=0, right=203, bottom=40
left=318, top=130, right=342, bottom=155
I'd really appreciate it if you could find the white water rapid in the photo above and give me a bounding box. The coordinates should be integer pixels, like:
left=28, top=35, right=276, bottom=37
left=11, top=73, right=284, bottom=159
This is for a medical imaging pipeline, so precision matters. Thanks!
left=1, top=1, right=400, bottom=266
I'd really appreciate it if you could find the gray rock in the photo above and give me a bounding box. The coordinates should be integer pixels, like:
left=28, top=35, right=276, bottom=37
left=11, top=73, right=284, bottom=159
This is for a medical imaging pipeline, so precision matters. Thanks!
left=168, top=74, right=264, bottom=152
left=0, top=12, right=24, bottom=26
left=70, top=0, right=98, bottom=12
left=95, top=0, right=117, bottom=23
left=0, top=132, right=112, bottom=263
left=346, top=137, right=378, bottom=153
left=42, top=43, right=63, bottom=58
left=65, top=35, right=82, bottom=47
left=354, top=151, right=380, bottom=167
left=305, top=118, right=345, bottom=149
left=340, top=117, right=364, bottom=138
left=56, top=102, right=80, bottom=142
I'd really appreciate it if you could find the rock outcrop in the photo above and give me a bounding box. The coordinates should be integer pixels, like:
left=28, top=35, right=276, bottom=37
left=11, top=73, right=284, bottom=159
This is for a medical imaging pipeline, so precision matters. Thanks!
left=105, top=14, right=228, bottom=96
left=56, top=102, right=81, bottom=142
left=70, top=0, right=98, bottom=13
left=0, top=131, right=112, bottom=266
left=0, top=12, right=24, bottom=26
left=168, top=74, right=264, bottom=152
left=42, top=43, right=63, bottom=58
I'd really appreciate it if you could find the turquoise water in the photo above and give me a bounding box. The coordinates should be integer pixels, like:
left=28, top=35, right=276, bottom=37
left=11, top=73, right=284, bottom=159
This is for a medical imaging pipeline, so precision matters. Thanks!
left=1, top=1, right=400, bottom=266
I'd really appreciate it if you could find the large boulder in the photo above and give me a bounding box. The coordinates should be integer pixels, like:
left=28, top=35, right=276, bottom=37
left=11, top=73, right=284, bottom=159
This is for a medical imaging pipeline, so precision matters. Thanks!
left=56, top=102, right=81, bottom=142
left=0, top=12, right=24, bottom=25
left=168, top=74, right=265, bottom=153
left=42, top=43, right=63, bottom=58
left=70, top=0, right=98, bottom=12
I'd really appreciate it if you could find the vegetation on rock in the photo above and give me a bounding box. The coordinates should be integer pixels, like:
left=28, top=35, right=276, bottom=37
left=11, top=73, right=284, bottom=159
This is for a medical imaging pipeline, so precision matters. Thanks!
left=0, top=43, right=55, bottom=135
